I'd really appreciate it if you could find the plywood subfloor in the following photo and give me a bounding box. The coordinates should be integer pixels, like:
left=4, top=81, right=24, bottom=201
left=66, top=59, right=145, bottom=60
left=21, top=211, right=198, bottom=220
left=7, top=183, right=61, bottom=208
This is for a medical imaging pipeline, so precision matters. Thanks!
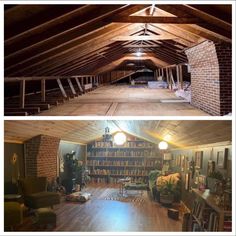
left=13, top=183, right=182, bottom=232
left=38, top=85, right=208, bottom=116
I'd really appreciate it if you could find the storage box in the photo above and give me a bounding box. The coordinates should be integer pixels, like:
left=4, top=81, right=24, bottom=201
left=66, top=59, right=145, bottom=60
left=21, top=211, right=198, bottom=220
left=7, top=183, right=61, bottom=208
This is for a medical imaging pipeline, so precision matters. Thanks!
left=167, top=208, right=179, bottom=220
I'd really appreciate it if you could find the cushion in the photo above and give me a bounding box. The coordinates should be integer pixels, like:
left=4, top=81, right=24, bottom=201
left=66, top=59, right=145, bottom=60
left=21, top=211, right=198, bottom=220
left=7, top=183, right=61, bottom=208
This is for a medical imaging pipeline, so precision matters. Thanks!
left=35, top=208, right=56, bottom=225
left=156, top=173, right=180, bottom=188
left=66, top=192, right=91, bottom=202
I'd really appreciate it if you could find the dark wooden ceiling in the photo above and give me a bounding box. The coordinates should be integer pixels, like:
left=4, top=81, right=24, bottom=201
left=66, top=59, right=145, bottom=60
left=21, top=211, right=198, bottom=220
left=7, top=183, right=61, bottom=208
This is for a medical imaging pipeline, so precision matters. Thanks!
left=4, top=4, right=231, bottom=77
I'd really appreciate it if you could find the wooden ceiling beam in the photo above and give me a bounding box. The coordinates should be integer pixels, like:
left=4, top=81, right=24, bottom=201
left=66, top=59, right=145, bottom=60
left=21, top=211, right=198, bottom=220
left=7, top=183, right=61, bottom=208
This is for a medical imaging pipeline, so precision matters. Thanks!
left=59, top=47, right=128, bottom=76
left=176, top=24, right=231, bottom=43
left=181, top=5, right=231, bottom=32
left=111, top=35, right=178, bottom=41
left=5, top=23, right=134, bottom=75
left=111, top=16, right=203, bottom=24
left=123, top=45, right=160, bottom=48
left=4, top=5, right=82, bottom=39
left=148, top=23, right=203, bottom=45
left=5, top=6, right=128, bottom=62
left=157, top=5, right=231, bottom=40
left=66, top=47, right=128, bottom=75
left=92, top=55, right=169, bottom=74
left=8, top=24, right=142, bottom=76
left=5, top=5, right=148, bottom=64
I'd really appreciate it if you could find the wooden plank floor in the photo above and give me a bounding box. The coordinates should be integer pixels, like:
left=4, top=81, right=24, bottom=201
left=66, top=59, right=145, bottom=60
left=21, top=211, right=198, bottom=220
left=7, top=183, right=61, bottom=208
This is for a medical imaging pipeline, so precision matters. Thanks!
left=13, top=183, right=182, bottom=232
left=38, top=85, right=208, bottom=116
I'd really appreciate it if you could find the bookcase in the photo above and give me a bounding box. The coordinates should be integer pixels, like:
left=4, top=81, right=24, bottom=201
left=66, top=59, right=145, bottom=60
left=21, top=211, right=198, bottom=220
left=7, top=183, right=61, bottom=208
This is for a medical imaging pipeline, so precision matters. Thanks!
left=191, top=188, right=232, bottom=232
left=86, top=138, right=161, bottom=184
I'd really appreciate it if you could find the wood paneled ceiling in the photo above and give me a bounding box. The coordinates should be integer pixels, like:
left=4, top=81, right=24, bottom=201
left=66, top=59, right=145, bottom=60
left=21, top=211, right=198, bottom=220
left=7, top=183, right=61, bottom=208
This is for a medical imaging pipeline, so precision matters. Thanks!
left=4, top=120, right=231, bottom=148
left=4, top=4, right=231, bottom=77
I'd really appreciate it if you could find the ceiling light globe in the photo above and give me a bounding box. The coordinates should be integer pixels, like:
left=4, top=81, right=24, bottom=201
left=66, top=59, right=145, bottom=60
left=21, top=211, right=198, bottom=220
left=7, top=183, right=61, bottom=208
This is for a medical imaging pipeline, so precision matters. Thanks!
left=158, top=141, right=168, bottom=150
left=114, top=132, right=127, bottom=146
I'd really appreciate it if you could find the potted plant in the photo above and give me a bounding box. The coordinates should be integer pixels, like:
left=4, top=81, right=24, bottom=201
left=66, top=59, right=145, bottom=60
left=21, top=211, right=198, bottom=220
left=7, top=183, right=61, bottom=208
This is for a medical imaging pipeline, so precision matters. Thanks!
left=159, top=178, right=176, bottom=205
left=207, top=171, right=223, bottom=193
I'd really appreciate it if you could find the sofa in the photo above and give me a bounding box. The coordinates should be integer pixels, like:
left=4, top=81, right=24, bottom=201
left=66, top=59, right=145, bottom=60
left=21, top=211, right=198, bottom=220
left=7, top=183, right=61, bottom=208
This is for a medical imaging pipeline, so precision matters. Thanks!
left=19, top=177, right=60, bottom=209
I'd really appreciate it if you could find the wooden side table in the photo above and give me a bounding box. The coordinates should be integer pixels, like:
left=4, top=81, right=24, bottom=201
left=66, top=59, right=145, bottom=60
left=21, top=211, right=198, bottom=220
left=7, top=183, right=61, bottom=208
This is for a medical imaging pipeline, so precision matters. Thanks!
left=118, top=178, right=131, bottom=196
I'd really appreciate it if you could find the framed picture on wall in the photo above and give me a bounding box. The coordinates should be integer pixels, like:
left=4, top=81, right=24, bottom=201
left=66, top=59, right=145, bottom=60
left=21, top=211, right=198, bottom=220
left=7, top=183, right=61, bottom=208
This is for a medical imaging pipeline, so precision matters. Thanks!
left=207, top=160, right=215, bottom=176
left=195, top=151, right=203, bottom=169
left=216, top=148, right=228, bottom=169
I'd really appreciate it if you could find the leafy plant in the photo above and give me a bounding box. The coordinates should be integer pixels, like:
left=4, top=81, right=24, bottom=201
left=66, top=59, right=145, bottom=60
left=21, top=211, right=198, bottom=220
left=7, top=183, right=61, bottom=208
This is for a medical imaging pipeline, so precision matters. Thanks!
left=208, top=171, right=223, bottom=180
left=159, top=177, right=176, bottom=195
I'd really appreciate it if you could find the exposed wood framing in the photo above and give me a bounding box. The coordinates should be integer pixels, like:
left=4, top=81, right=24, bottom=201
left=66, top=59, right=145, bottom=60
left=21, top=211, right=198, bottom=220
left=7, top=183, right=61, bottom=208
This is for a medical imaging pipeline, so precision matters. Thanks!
left=67, top=78, right=76, bottom=95
left=19, top=80, right=25, bottom=108
left=57, top=78, right=67, bottom=98
left=41, top=79, right=46, bottom=102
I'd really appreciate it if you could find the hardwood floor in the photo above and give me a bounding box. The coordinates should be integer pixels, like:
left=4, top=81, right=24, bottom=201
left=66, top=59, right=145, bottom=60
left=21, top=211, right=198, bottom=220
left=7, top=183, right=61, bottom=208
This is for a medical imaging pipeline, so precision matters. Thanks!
left=38, top=85, right=208, bottom=116
left=14, top=183, right=182, bottom=232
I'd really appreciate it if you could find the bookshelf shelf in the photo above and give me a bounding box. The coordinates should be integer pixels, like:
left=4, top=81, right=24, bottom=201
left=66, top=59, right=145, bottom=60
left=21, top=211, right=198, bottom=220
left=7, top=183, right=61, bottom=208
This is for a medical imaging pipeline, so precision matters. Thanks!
left=191, top=188, right=232, bottom=232
left=87, top=138, right=160, bottom=183
left=88, top=156, right=154, bottom=158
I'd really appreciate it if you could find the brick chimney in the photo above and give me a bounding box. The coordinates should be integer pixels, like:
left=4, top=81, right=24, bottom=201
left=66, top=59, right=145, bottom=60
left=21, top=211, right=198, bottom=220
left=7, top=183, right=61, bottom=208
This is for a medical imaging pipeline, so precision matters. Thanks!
left=24, top=135, right=60, bottom=181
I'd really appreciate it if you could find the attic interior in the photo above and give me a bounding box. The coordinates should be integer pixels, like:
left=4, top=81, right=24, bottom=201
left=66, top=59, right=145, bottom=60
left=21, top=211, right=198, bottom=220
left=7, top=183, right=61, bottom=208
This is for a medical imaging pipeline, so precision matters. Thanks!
left=4, top=120, right=232, bottom=232
left=4, top=4, right=232, bottom=116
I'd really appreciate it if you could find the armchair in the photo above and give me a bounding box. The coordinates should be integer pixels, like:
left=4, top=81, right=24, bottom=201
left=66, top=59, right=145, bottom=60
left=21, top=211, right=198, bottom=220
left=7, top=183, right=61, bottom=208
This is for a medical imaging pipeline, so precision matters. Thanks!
left=19, top=177, right=60, bottom=209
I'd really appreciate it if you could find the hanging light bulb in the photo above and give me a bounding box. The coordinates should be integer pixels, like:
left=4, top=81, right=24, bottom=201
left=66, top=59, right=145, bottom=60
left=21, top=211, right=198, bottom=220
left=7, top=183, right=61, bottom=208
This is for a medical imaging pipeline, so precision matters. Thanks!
left=114, top=132, right=127, bottom=146
left=136, top=51, right=142, bottom=57
left=158, top=141, right=168, bottom=150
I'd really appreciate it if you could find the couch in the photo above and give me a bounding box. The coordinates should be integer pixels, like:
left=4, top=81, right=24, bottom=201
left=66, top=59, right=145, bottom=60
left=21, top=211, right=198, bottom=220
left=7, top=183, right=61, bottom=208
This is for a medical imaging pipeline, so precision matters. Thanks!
left=19, top=177, right=60, bottom=209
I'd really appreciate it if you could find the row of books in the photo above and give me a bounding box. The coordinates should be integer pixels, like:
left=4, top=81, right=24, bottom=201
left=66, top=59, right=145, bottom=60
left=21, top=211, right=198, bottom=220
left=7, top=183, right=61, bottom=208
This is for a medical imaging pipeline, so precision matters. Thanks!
left=87, top=160, right=158, bottom=167
left=87, top=150, right=156, bottom=157
left=224, top=215, right=232, bottom=232
left=90, top=176, right=146, bottom=184
left=90, top=169, right=148, bottom=176
left=192, top=200, right=228, bottom=232
left=92, top=141, right=154, bottom=148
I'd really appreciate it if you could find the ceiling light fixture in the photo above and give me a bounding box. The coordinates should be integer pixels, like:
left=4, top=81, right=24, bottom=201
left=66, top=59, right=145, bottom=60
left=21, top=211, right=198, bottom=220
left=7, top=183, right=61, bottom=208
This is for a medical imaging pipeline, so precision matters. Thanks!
left=114, top=132, right=127, bottom=146
left=158, top=141, right=168, bottom=150
left=136, top=50, right=142, bottom=57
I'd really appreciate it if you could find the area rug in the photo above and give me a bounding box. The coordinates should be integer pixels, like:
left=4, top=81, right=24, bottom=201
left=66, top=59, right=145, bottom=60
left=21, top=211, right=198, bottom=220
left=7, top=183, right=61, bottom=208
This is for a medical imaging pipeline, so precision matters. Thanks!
left=103, top=191, right=146, bottom=203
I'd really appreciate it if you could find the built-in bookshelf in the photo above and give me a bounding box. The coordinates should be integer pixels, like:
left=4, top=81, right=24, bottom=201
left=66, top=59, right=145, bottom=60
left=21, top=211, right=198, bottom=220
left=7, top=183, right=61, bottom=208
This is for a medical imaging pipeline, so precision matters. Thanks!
left=191, top=188, right=232, bottom=232
left=87, top=137, right=161, bottom=184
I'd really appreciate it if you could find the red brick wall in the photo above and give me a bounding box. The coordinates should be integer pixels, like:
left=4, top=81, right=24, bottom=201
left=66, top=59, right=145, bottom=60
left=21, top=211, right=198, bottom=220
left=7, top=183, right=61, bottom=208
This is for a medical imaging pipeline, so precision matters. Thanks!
left=215, top=43, right=232, bottom=115
left=25, top=135, right=60, bottom=181
left=185, top=40, right=231, bottom=116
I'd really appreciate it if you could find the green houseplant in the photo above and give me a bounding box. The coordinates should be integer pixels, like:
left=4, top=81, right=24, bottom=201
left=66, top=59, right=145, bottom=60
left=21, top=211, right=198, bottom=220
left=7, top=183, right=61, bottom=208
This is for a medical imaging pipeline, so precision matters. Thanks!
left=159, top=178, right=176, bottom=205
left=207, top=171, right=223, bottom=193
